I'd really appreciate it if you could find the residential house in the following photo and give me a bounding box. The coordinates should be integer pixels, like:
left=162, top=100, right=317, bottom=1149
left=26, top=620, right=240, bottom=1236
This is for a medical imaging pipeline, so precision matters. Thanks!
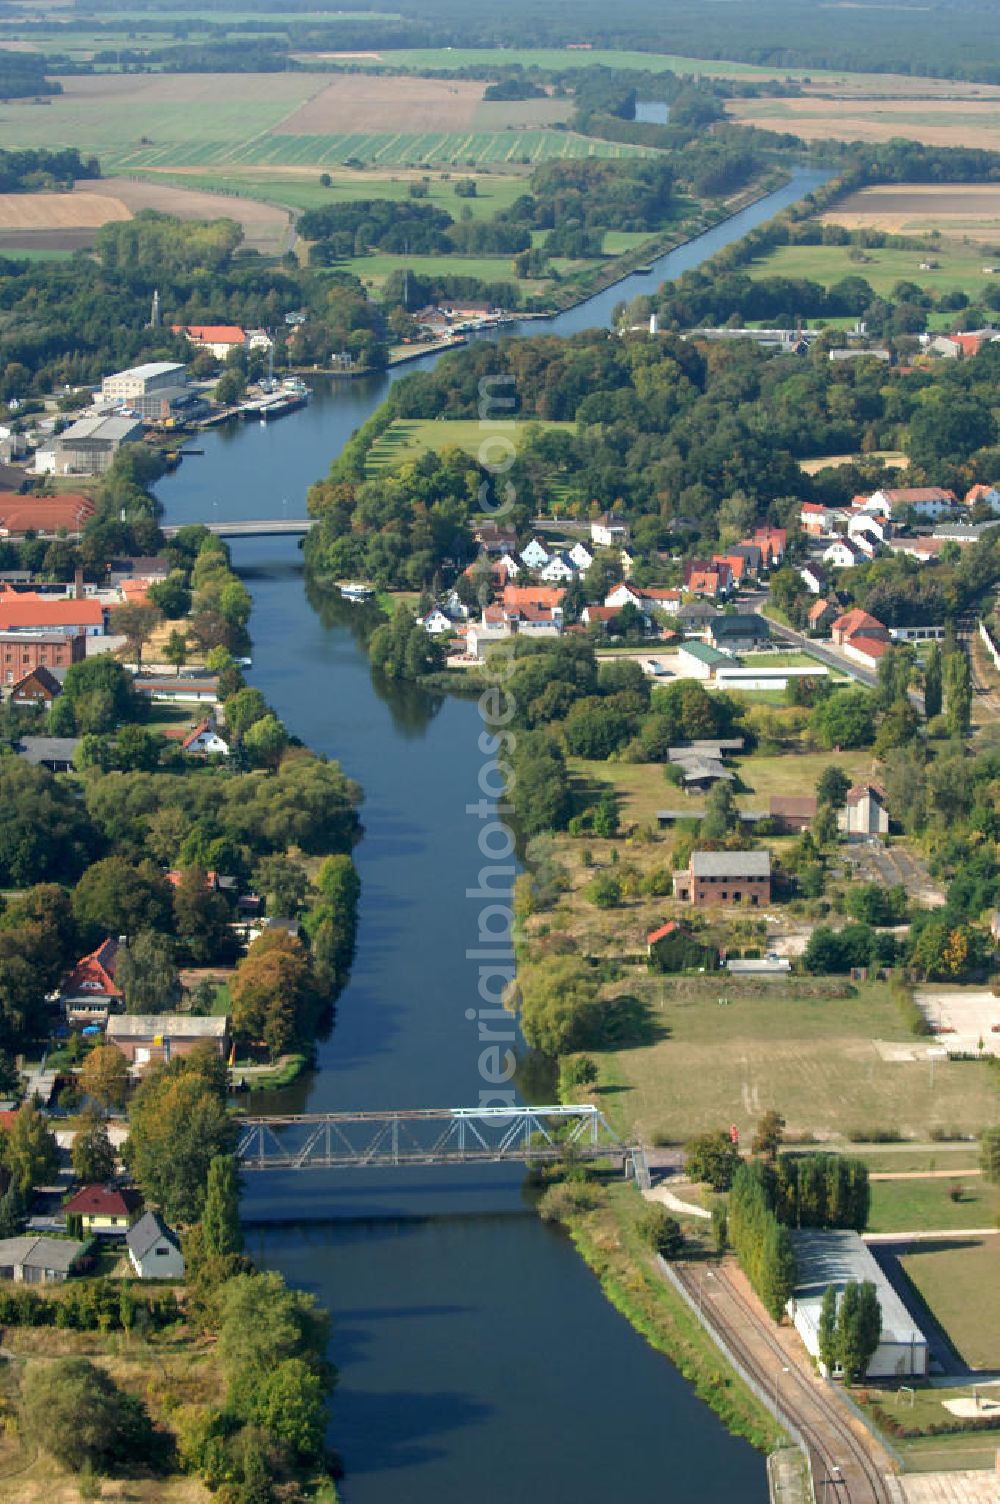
left=472, top=520, right=518, bottom=555
left=581, top=604, right=621, bottom=630
left=126, top=1211, right=185, bottom=1279
left=591, top=513, right=630, bottom=548
left=843, top=634, right=891, bottom=669
left=730, top=542, right=763, bottom=578
left=418, top=607, right=455, bottom=636
left=173, top=324, right=247, bottom=360
left=753, top=527, right=786, bottom=566
left=605, top=582, right=645, bottom=611
left=684, top=563, right=732, bottom=598
left=501, top=585, right=565, bottom=616
left=675, top=601, right=721, bottom=634
left=848, top=512, right=889, bottom=551
left=822, top=537, right=868, bottom=570
left=888, top=535, right=966, bottom=562
left=965, top=483, right=1000, bottom=514
left=64, top=1185, right=142, bottom=1237
left=59, top=937, right=122, bottom=1025
left=108, top=556, right=171, bottom=585
left=0, top=630, right=85, bottom=683
left=0, top=1236, right=84, bottom=1284
left=866, top=486, right=956, bottom=521
left=807, top=598, right=838, bottom=632
left=106, top=1012, right=230, bottom=1067
left=800, top=502, right=845, bottom=538
left=642, top=586, right=681, bottom=616
left=540, top=552, right=577, bottom=583
left=839, top=782, right=889, bottom=837
left=14, top=736, right=80, bottom=772
left=830, top=607, right=889, bottom=649
left=712, top=552, right=752, bottom=587
left=181, top=719, right=230, bottom=756
left=673, top=850, right=771, bottom=907
left=520, top=538, right=551, bottom=570
left=769, top=795, right=818, bottom=834
left=496, top=551, right=523, bottom=578
left=705, top=613, right=770, bottom=653
left=9, top=665, right=62, bottom=705
left=569, top=542, right=594, bottom=571
left=798, top=562, right=827, bottom=595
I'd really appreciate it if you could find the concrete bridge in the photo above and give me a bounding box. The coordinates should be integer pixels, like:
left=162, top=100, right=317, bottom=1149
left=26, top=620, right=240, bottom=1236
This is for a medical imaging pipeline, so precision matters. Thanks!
left=235, top=1104, right=640, bottom=1173
left=161, top=518, right=315, bottom=540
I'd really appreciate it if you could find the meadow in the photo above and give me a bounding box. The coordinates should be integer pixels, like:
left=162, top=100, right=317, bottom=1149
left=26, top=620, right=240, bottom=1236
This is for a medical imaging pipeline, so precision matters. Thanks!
left=745, top=239, right=1000, bottom=303
left=900, top=1239, right=1000, bottom=1372
left=867, top=1177, right=1000, bottom=1235
left=365, top=416, right=574, bottom=474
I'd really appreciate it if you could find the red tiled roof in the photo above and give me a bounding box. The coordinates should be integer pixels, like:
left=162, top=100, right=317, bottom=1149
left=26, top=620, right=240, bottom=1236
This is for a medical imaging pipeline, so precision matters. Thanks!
left=64, top=1185, right=143, bottom=1217
left=181, top=719, right=211, bottom=751
left=0, top=599, right=104, bottom=629
left=647, top=921, right=684, bottom=945
left=502, top=585, right=565, bottom=610
left=847, top=633, right=891, bottom=661
left=174, top=324, right=246, bottom=345
left=847, top=781, right=887, bottom=804
left=881, top=487, right=955, bottom=504
left=807, top=598, right=834, bottom=623
left=60, top=938, right=121, bottom=999
left=584, top=605, right=620, bottom=622
left=832, top=608, right=885, bottom=636
left=0, top=494, right=95, bottom=535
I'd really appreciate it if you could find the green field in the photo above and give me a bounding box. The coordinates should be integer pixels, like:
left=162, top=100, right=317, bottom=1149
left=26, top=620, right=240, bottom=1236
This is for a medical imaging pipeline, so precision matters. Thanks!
left=333, top=47, right=851, bottom=80
left=365, top=416, right=574, bottom=474
left=104, top=129, right=650, bottom=172
left=901, top=1239, right=1000, bottom=1370
left=136, top=166, right=531, bottom=219
left=596, top=977, right=1000, bottom=1144
left=747, top=240, right=1000, bottom=302
left=867, top=1177, right=1000, bottom=1234
left=857, top=1375, right=1000, bottom=1471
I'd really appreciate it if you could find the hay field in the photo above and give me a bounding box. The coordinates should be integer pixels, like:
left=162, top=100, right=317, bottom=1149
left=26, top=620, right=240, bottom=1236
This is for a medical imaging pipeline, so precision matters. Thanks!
left=0, top=189, right=131, bottom=228
left=275, top=73, right=486, bottom=133
left=823, top=183, right=1000, bottom=243
left=727, top=94, right=1000, bottom=149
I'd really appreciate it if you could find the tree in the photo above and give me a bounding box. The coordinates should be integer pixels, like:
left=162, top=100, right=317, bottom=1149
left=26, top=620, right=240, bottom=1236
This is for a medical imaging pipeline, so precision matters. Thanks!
left=72, top=856, right=173, bottom=941
left=923, top=641, right=943, bottom=720
left=224, top=687, right=268, bottom=744
left=835, top=1278, right=881, bottom=1383
left=147, top=574, right=191, bottom=620
left=21, top=1357, right=157, bottom=1473
left=116, top=929, right=180, bottom=1014
left=244, top=713, right=289, bottom=771
left=944, top=651, right=972, bottom=738
left=80, top=1044, right=129, bottom=1111
left=636, top=1203, right=684, bottom=1259
left=818, top=1283, right=838, bottom=1375
left=125, top=1058, right=238, bottom=1223
left=202, top=1153, right=243, bottom=1259
left=244, top=1358, right=327, bottom=1461
left=710, top=1200, right=728, bottom=1254
left=701, top=780, right=739, bottom=841
left=855, top=1279, right=882, bottom=1381
left=173, top=865, right=231, bottom=964
left=71, top=1106, right=115, bottom=1184
left=1, top=1101, right=58, bottom=1192
left=810, top=690, right=877, bottom=750
left=511, top=956, right=601, bottom=1056
left=229, top=932, right=318, bottom=1060
left=685, top=1130, right=742, bottom=1191
left=163, top=627, right=188, bottom=676
left=253, top=855, right=308, bottom=918
left=110, top=602, right=162, bottom=670
left=751, top=1109, right=785, bottom=1161
left=979, top=1125, right=1000, bottom=1183
left=559, top=1055, right=598, bottom=1097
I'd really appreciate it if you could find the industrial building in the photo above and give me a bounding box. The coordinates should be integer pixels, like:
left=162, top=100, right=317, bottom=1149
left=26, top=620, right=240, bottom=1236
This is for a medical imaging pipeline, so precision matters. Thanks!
left=788, top=1229, right=929, bottom=1379
left=35, top=414, right=144, bottom=476
left=100, top=361, right=188, bottom=419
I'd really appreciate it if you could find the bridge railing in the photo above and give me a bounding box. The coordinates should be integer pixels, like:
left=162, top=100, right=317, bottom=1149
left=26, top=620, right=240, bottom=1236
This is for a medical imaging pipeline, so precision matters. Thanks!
left=234, top=1103, right=631, bottom=1171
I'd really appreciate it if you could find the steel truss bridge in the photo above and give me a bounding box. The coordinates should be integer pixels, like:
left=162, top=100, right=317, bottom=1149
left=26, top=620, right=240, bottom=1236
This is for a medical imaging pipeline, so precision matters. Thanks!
left=235, top=1104, right=639, bottom=1174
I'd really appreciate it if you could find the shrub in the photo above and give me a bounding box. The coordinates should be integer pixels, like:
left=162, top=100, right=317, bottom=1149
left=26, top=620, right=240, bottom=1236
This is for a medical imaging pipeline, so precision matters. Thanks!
left=636, top=1203, right=684, bottom=1259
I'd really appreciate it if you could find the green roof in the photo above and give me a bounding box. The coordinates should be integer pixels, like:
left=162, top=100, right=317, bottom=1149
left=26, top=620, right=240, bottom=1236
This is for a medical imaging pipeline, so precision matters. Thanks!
left=678, top=641, right=730, bottom=666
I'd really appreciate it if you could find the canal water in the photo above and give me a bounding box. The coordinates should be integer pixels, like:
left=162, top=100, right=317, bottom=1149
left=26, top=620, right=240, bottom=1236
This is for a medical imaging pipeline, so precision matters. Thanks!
left=156, top=167, right=826, bottom=1503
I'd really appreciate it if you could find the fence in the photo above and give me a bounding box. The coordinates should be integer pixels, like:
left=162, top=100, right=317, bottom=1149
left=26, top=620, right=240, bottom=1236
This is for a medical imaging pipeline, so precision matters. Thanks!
left=979, top=620, right=1000, bottom=674
left=657, top=1256, right=817, bottom=1504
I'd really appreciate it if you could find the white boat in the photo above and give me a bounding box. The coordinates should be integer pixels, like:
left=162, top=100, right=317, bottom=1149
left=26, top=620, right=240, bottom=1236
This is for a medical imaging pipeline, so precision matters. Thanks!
left=340, top=582, right=374, bottom=602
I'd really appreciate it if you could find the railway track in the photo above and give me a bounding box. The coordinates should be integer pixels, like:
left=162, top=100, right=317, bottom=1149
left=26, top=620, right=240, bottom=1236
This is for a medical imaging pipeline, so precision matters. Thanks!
left=675, top=1262, right=895, bottom=1504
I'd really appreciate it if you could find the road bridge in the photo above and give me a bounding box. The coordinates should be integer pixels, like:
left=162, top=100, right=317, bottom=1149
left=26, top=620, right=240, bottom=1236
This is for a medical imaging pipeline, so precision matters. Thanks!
left=235, top=1104, right=634, bottom=1172
left=161, top=519, right=315, bottom=540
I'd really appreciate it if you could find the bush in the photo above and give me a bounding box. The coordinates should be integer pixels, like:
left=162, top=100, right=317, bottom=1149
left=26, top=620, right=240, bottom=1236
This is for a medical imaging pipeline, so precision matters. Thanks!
left=21, top=1357, right=161, bottom=1473
left=636, top=1203, right=685, bottom=1259
left=537, top=1181, right=601, bottom=1222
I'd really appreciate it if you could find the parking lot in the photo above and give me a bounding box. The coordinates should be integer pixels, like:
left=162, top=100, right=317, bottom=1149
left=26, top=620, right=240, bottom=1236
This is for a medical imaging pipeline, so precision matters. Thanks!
left=915, top=989, right=1000, bottom=1055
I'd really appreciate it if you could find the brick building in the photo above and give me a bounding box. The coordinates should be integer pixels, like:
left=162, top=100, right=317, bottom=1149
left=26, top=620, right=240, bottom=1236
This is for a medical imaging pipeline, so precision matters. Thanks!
left=673, top=850, right=772, bottom=907
left=0, top=630, right=86, bottom=683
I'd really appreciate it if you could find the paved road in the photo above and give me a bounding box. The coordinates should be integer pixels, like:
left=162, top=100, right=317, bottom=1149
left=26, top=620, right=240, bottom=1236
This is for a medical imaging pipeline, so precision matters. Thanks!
left=672, top=1259, right=896, bottom=1504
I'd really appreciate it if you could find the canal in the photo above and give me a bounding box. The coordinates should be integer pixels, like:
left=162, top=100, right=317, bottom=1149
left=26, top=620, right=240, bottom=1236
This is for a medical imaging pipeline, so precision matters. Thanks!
left=156, top=167, right=827, bottom=1503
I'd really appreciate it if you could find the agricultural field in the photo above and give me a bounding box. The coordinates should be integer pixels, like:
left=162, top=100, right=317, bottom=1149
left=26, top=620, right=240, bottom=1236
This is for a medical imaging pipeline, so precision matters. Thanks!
left=365, top=417, right=574, bottom=474
left=799, top=451, right=908, bottom=476
left=593, top=976, right=998, bottom=1144
left=823, top=183, right=1000, bottom=245
left=745, top=240, right=1000, bottom=303
left=0, top=70, right=649, bottom=175
left=900, top=1239, right=1000, bottom=1371
left=727, top=91, right=1000, bottom=150
left=132, top=164, right=532, bottom=218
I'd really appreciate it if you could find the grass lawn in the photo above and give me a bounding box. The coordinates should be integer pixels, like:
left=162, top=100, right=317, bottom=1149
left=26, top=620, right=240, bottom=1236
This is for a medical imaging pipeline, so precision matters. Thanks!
left=746, top=238, right=998, bottom=302
left=850, top=1148, right=980, bottom=1173
left=867, top=1177, right=1000, bottom=1234
left=332, top=249, right=522, bottom=291
left=856, top=1378, right=1000, bottom=1470
left=900, top=1239, right=1000, bottom=1370
left=365, top=416, right=574, bottom=474
left=133, top=165, right=531, bottom=220
left=593, top=978, right=999, bottom=1144
left=566, top=747, right=877, bottom=828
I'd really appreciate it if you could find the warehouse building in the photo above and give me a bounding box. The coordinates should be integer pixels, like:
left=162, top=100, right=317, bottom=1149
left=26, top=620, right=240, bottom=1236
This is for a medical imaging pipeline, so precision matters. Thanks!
left=36, top=414, right=144, bottom=476
left=100, top=361, right=188, bottom=419
left=788, top=1229, right=928, bottom=1379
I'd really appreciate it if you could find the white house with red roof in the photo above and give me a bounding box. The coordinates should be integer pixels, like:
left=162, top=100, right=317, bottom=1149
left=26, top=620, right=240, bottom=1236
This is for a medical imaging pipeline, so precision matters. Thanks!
left=865, top=487, right=956, bottom=521
left=965, top=483, right=1000, bottom=514
left=172, top=324, right=247, bottom=360
left=823, top=537, right=868, bottom=570
left=181, top=720, right=229, bottom=757
left=59, top=938, right=122, bottom=1025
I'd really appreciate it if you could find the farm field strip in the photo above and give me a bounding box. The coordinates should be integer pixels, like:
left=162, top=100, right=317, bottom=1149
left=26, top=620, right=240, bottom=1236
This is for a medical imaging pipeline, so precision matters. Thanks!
left=726, top=94, right=1000, bottom=149
left=744, top=241, right=1000, bottom=299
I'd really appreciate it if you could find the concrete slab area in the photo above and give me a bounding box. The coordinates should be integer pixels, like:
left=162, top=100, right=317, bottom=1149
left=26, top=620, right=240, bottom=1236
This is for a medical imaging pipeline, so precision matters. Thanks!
left=915, top=990, right=1000, bottom=1057
left=897, top=1472, right=1000, bottom=1503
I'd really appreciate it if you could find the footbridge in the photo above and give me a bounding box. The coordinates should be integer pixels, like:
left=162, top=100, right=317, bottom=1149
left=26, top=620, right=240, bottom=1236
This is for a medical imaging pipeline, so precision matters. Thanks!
left=235, top=1104, right=638, bottom=1172
left=161, top=519, right=315, bottom=540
